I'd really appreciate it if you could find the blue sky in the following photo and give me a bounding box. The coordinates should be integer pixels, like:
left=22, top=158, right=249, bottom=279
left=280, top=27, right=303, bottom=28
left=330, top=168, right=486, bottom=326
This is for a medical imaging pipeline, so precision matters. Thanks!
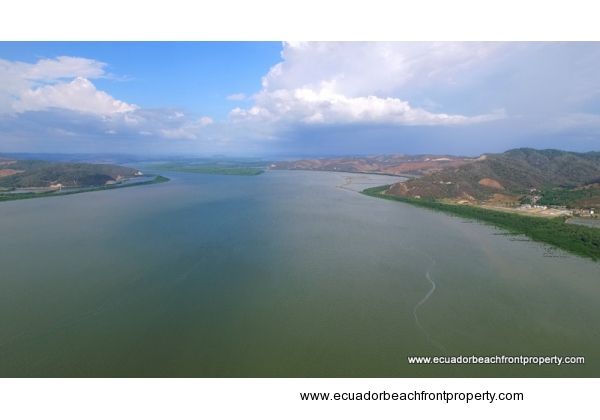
left=1, top=42, right=600, bottom=156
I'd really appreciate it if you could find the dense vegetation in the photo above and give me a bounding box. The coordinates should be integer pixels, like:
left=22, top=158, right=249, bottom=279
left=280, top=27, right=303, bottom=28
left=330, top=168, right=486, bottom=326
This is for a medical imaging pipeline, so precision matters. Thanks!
left=148, top=163, right=264, bottom=176
left=0, top=159, right=138, bottom=188
left=0, top=175, right=169, bottom=202
left=537, top=186, right=600, bottom=208
left=363, top=185, right=600, bottom=261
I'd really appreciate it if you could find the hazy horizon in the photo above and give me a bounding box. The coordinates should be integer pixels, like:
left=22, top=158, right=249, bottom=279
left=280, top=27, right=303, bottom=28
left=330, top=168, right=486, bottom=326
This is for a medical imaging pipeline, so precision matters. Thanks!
left=2, top=146, right=600, bottom=162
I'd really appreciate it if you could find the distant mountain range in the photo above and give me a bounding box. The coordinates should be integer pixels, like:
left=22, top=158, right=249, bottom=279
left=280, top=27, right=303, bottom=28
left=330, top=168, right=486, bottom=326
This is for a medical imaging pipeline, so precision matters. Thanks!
left=271, top=154, right=473, bottom=176
left=0, top=157, right=139, bottom=189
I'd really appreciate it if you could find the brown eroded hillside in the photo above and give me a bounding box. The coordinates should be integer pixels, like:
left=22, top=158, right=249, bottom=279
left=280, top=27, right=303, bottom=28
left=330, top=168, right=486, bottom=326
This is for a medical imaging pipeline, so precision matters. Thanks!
left=386, top=148, right=600, bottom=208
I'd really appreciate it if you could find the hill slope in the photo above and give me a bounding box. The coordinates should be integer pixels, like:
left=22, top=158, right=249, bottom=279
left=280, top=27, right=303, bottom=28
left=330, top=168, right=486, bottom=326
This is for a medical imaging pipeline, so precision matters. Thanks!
left=387, top=149, right=600, bottom=207
left=271, top=154, right=473, bottom=176
left=0, top=158, right=139, bottom=189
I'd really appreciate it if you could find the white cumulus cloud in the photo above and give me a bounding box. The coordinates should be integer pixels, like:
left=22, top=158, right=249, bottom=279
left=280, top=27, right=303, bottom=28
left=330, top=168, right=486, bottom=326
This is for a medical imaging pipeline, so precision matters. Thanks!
left=13, top=77, right=138, bottom=115
left=231, top=84, right=503, bottom=125
left=230, top=42, right=505, bottom=126
left=262, top=42, right=502, bottom=96
left=0, top=55, right=133, bottom=116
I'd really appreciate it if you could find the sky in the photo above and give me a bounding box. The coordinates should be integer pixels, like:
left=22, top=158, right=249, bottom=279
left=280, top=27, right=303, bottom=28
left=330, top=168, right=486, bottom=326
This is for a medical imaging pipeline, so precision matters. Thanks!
left=1, top=42, right=600, bottom=157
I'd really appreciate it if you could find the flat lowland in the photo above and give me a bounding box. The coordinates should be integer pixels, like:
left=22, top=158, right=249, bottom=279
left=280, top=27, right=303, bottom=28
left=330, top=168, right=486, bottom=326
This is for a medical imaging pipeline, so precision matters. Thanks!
left=148, top=163, right=264, bottom=176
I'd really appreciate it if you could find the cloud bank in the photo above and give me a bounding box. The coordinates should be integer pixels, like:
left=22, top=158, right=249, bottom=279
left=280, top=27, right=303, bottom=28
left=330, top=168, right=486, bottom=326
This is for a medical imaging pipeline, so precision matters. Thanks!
left=230, top=42, right=505, bottom=126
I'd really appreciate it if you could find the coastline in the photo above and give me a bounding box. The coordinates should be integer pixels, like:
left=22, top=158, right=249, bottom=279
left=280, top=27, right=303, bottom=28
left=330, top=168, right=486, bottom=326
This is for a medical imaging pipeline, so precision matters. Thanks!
left=361, top=185, right=600, bottom=261
left=0, top=174, right=169, bottom=203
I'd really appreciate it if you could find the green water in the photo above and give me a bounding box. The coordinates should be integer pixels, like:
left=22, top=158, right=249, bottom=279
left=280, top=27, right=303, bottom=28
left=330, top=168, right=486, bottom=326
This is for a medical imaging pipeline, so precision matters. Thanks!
left=1, top=170, right=600, bottom=377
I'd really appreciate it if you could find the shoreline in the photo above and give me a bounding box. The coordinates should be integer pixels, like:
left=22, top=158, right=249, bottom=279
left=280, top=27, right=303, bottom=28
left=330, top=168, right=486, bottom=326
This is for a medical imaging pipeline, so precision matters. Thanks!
left=361, top=185, right=600, bottom=261
left=0, top=174, right=170, bottom=203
